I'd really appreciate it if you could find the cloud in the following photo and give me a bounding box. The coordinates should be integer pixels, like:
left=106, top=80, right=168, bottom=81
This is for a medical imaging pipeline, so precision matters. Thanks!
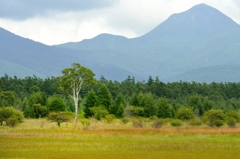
left=0, top=0, right=117, bottom=20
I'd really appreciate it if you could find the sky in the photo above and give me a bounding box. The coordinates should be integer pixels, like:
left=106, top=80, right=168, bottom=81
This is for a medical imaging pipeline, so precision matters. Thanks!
left=0, top=0, right=240, bottom=45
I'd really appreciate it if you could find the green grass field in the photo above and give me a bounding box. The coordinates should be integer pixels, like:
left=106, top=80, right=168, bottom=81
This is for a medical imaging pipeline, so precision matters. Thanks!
left=1, top=119, right=240, bottom=159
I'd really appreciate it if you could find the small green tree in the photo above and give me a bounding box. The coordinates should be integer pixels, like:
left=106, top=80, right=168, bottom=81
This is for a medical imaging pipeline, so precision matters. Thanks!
left=48, top=112, right=70, bottom=127
left=0, top=107, right=24, bottom=127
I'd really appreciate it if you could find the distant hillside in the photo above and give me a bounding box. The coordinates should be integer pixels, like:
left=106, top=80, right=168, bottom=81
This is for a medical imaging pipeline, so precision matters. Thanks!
left=169, top=65, right=240, bottom=83
left=1, top=3, right=240, bottom=82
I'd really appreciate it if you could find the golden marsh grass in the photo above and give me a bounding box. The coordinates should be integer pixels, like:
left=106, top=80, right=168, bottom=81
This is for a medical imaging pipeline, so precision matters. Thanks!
left=1, top=119, right=240, bottom=159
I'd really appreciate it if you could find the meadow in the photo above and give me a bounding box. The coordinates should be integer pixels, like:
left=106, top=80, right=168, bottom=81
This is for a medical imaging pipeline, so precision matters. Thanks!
left=1, top=119, right=240, bottom=159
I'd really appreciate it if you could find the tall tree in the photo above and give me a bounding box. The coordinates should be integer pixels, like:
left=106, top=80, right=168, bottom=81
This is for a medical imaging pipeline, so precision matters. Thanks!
left=84, top=89, right=97, bottom=118
left=157, top=98, right=172, bottom=118
left=58, top=63, right=97, bottom=123
left=97, top=84, right=112, bottom=112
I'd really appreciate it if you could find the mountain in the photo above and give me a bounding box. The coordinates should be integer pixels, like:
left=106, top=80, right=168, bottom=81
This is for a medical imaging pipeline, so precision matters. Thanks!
left=0, top=27, right=141, bottom=80
left=1, top=3, right=240, bottom=82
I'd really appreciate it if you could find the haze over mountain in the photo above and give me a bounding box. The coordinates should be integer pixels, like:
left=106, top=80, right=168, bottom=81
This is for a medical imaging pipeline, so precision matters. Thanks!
left=1, top=3, right=240, bottom=82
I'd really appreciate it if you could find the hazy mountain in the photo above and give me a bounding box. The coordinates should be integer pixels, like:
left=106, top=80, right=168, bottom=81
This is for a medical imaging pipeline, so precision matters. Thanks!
left=0, top=27, right=140, bottom=80
left=1, top=3, right=240, bottom=82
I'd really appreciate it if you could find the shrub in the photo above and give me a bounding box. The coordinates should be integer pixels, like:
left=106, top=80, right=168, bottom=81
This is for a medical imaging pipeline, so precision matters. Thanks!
left=121, top=118, right=129, bottom=124
left=104, top=114, right=115, bottom=123
left=152, top=119, right=162, bottom=128
left=226, top=117, right=237, bottom=128
left=80, top=119, right=91, bottom=126
left=226, top=110, right=239, bottom=122
left=171, top=119, right=183, bottom=127
left=203, top=109, right=225, bottom=127
left=89, top=106, right=109, bottom=120
left=132, top=118, right=144, bottom=128
left=176, top=107, right=194, bottom=121
left=0, top=107, right=24, bottom=127
left=189, top=119, right=202, bottom=126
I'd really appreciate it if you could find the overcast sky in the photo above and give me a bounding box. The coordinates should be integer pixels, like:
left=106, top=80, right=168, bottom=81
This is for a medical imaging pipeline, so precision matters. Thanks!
left=0, top=0, right=239, bottom=45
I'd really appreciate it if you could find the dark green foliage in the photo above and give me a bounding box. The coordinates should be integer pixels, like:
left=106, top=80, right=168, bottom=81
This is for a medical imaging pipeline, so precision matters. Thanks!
left=141, top=93, right=156, bottom=117
left=157, top=98, right=172, bottom=118
left=84, top=90, right=97, bottom=118
left=0, top=91, right=16, bottom=107
left=130, top=93, right=139, bottom=106
left=48, top=112, right=70, bottom=127
left=47, top=95, right=65, bottom=112
left=203, top=97, right=214, bottom=112
left=112, top=93, right=126, bottom=117
left=188, top=95, right=204, bottom=116
left=0, top=107, right=24, bottom=127
left=1, top=74, right=240, bottom=120
left=97, top=84, right=112, bottom=111
left=176, top=107, right=194, bottom=121
left=203, top=109, right=225, bottom=127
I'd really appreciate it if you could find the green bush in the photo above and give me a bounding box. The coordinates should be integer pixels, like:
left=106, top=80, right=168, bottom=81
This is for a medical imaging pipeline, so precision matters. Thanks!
left=226, top=110, right=239, bottom=122
left=0, top=107, right=24, bottom=127
left=89, top=106, right=109, bottom=120
left=171, top=119, right=183, bottom=127
left=203, top=109, right=225, bottom=127
left=80, top=119, right=91, bottom=126
left=226, top=117, right=237, bottom=128
left=189, top=119, right=202, bottom=126
left=104, top=114, right=115, bottom=123
left=176, top=107, right=194, bottom=121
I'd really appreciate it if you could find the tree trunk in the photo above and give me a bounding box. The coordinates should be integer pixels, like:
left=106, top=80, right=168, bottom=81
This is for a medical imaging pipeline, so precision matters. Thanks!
left=74, top=97, right=78, bottom=123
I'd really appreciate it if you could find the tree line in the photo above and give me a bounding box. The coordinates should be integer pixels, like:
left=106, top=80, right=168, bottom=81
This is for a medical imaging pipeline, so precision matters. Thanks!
left=0, top=66, right=240, bottom=126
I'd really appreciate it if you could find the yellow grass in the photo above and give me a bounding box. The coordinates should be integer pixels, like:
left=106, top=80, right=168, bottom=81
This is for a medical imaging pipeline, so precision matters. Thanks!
left=0, top=119, right=240, bottom=159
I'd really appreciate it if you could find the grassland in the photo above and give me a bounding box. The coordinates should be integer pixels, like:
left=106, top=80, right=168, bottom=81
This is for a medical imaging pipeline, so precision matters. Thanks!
left=1, top=119, right=240, bottom=159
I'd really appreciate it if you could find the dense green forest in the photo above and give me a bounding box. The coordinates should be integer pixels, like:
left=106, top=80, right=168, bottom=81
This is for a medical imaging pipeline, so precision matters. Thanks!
left=1, top=73, right=240, bottom=121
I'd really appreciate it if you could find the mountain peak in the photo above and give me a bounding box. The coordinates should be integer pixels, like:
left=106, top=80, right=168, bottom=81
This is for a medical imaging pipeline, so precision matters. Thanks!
left=138, top=3, right=239, bottom=44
